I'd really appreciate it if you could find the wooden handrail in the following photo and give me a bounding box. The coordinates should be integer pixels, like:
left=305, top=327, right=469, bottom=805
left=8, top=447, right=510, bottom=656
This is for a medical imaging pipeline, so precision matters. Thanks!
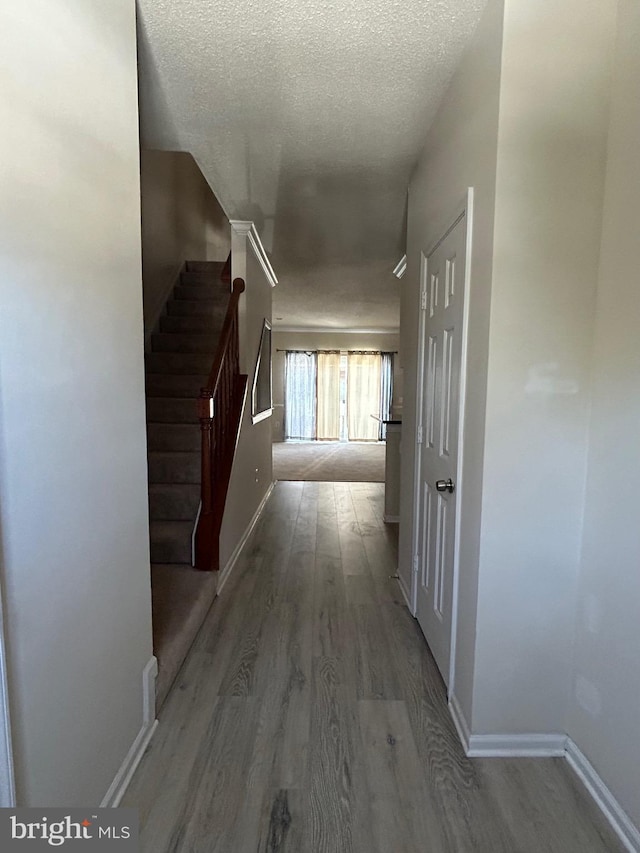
left=204, top=278, right=245, bottom=395
left=195, top=275, right=247, bottom=571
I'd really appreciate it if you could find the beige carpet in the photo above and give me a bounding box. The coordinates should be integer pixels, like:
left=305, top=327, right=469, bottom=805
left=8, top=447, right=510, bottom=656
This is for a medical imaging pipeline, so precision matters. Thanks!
left=273, top=441, right=385, bottom=482
left=151, top=564, right=218, bottom=709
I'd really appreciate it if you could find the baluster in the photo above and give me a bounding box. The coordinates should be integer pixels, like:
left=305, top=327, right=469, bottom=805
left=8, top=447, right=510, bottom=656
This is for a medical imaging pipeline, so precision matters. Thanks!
left=231, top=314, right=238, bottom=376
left=211, top=388, right=218, bottom=481
left=197, top=389, right=213, bottom=516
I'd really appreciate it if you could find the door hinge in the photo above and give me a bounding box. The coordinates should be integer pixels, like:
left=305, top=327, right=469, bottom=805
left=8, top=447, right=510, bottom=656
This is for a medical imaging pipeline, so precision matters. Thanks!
left=420, top=289, right=428, bottom=311
left=417, top=425, right=423, bottom=444
left=412, top=554, right=419, bottom=574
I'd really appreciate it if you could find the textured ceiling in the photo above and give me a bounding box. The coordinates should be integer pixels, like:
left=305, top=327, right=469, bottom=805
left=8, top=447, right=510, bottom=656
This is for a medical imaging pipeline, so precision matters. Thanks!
left=137, top=0, right=487, bottom=330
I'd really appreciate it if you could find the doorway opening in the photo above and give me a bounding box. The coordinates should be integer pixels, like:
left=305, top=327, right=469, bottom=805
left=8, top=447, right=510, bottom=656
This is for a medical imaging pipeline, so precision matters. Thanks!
left=273, top=349, right=394, bottom=483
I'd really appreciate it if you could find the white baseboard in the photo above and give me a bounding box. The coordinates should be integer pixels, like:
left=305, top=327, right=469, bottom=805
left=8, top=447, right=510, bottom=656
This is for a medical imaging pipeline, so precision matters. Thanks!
left=397, top=572, right=413, bottom=613
left=448, top=693, right=471, bottom=753
left=0, top=592, right=16, bottom=808
left=446, top=700, right=639, bottom=851
left=466, top=732, right=568, bottom=758
left=566, top=739, right=640, bottom=853
left=216, top=482, right=275, bottom=596
left=448, top=695, right=566, bottom=757
left=141, top=656, right=158, bottom=727
left=101, top=656, right=158, bottom=808
left=191, top=500, right=202, bottom=567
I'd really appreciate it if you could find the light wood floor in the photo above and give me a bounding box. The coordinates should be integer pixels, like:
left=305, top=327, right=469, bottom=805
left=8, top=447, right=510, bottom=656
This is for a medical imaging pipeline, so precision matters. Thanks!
left=124, top=482, right=622, bottom=852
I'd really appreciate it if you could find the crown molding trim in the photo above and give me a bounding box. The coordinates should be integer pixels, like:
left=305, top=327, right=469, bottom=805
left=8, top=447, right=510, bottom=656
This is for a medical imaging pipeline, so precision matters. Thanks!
left=230, top=221, right=278, bottom=288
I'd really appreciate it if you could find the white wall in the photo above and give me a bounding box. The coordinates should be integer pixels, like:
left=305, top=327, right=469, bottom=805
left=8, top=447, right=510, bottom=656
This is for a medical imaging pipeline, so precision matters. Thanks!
left=400, top=0, right=504, bottom=721
left=568, top=0, right=640, bottom=829
left=403, top=0, right=620, bottom=739
left=140, top=149, right=230, bottom=336
left=0, top=0, right=153, bottom=805
left=219, top=247, right=274, bottom=570
left=273, top=330, right=402, bottom=442
left=471, top=0, right=615, bottom=734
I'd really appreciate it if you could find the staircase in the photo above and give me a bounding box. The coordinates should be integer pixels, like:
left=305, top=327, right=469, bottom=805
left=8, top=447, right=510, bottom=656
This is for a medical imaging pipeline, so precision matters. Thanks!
left=145, top=260, right=233, bottom=706
left=145, top=260, right=229, bottom=565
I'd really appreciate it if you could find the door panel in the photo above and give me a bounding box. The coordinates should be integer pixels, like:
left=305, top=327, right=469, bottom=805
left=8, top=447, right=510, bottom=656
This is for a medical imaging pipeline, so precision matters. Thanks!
left=426, top=336, right=437, bottom=448
left=416, top=214, right=467, bottom=685
left=441, top=327, right=454, bottom=457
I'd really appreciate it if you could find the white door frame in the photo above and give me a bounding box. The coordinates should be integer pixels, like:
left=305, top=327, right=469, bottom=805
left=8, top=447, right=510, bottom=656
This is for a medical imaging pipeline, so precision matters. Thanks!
left=411, top=187, right=474, bottom=696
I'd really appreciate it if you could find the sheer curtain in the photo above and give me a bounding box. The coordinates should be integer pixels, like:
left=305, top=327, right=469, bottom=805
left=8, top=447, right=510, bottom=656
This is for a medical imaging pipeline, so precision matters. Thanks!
left=379, top=352, right=394, bottom=440
left=317, top=352, right=341, bottom=440
left=284, top=351, right=317, bottom=440
left=347, top=352, right=381, bottom=441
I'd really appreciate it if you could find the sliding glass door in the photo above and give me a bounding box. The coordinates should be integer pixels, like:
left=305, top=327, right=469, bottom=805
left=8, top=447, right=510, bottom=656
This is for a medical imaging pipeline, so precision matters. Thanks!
left=284, top=349, right=393, bottom=442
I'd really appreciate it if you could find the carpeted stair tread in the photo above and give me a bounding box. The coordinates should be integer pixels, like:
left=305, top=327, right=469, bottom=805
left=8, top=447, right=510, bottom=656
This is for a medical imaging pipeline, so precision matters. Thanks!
left=179, top=271, right=229, bottom=287
left=166, top=299, right=224, bottom=317
left=160, top=314, right=225, bottom=334
left=149, top=483, right=200, bottom=520
left=174, top=284, right=224, bottom=301
left=151, top=332, right=218, bottom=354
left=151, top=563, right=218, bottom=708
left=147, top=423, right=200, bottom=452
left=146, top=397, right=199, bottom=424
left=145, top=373, right=209, bottom=399
left=185, top=260, right=226, bottom=274
left=148, top=451, right=201, bottom=484
left=145, top=352, right=213, bottom=375
left=149, top=521, right=193, bottom=564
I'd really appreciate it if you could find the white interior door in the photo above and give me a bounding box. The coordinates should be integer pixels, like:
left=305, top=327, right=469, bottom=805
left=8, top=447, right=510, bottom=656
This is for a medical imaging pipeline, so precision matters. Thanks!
left=415, top=211, right=468, bottom=687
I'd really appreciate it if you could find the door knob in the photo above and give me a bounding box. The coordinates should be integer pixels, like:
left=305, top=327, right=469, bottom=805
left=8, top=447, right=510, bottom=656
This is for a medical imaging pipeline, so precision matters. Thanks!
left=435, top=478, right=455, bottom=493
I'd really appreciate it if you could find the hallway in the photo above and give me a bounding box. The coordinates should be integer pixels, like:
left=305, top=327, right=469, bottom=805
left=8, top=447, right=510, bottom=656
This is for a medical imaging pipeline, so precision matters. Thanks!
left=123, top=482, right=620, bottom=852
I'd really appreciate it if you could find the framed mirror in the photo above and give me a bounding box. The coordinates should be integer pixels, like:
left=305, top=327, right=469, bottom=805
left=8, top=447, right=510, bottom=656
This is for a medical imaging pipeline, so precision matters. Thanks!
left=252, top=319, right=272, bottom=423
